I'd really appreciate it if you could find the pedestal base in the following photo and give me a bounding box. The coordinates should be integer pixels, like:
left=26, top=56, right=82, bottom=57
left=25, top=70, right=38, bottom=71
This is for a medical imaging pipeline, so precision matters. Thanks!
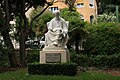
left=40, top=47, right=70, bottom=63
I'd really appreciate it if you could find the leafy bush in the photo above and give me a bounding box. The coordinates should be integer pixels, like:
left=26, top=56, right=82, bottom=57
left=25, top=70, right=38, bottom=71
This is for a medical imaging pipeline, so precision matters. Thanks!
left=27, top=49, right=39, bottom=63
left=76, top=22, right=120, bottom=68
left=107, top=54, right=120, bottom=68
left=70, top=53, right=91, bottom=67
left=83, top=22, right=120, bottom=55
left=97, top=12, right=116, bottom=23
left=28, top=63, right=77, bottom=76
left=70, top=53, right=120, bottom=68
left=0, top=44, right=9, bottom=67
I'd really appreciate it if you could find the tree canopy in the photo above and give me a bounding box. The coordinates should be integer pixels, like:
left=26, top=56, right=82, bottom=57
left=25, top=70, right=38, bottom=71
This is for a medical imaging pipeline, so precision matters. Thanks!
left=60, top=8, right=88, bottom=52
left=0, top=0, right=54, bottom=67
left=98, top=0, right=120, bottom=14
left=100, top=0, right=120, bottom=5
left=30, top=7, right=54, bottom=37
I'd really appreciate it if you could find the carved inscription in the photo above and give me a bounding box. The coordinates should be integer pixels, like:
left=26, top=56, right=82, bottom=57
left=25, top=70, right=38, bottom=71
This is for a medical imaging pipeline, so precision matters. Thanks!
left=46, top=53, right=61, bottom=63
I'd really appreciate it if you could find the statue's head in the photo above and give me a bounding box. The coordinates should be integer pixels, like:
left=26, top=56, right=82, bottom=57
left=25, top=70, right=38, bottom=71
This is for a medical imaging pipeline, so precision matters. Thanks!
left=53, top=10, right=60, bottom=19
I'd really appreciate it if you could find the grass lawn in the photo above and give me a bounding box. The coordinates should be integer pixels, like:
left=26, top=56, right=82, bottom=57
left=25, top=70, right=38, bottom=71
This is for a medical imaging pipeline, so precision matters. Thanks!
left=0, top=68, right=120, bottom=80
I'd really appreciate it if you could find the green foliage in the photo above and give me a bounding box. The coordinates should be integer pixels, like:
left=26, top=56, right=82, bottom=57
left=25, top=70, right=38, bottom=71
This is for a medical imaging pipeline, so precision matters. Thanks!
left=27, top=49, right=39, bottom=63
left=71, top=52, right=120, bottom=68
left=32, top=0, right=47, bottom=8
left=97, top=12, right=116, bottom=23
left=60, top=8, right=88, bottom=51
left=65, top=0, right=76, bottom=11
left=60, top=8, right=83, bottom=30
left=28, top=63, right=77, bottom=76
left=0, top=44, right=9, bottom=67
left=93, top=54, right=120, bottom=68
left=83, top=22, right=120, bottom=55
left=30, top=7, right=54, bottom=37
left=99, top=1, right=120, bottom=14
left=70, top=22, right=120, bottom=68
left=100, top=0, right=120, bottom=5
left=71, top=53, right=90, bottom=67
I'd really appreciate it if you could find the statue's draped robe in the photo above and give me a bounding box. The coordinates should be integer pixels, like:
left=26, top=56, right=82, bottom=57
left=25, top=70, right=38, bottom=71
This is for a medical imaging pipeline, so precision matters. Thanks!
left=45, top=17, right=69, bottom=47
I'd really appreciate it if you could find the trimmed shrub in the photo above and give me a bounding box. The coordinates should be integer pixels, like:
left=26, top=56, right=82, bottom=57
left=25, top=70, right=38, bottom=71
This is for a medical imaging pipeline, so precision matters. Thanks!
left=28, top=63, right=77, bottom=76
left=71, top=53, right=120, bottom=68
left=107, top=54, right=120, bottom=68
left=71, top=53, right=91, bottom=67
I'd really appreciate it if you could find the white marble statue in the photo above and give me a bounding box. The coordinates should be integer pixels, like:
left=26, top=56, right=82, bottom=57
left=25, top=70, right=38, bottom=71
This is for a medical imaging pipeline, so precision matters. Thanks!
left=45, top=10, right=69, bottom=48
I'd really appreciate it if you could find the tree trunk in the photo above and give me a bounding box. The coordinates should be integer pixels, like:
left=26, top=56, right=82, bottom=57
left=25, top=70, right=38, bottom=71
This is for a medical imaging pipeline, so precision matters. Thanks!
left=1, top=0, right=19, bottom=68
left=75, top=36, right=79, bottom=53
left=75, top=30, right=80, bottom=53
left=19, top=13, right=27, bottom=67
left=1, top=31, right=18, bottom=67
left=18, top=0, right=54, bottom=67
left=19, top=31, right=27, bottom=67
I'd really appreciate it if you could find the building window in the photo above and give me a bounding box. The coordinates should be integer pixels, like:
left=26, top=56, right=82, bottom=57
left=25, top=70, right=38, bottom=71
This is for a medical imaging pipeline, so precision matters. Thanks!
left=90, top=15, right=94, bottom=23
left=89, top=0, right=94, bottom=8
left=49, top=7, right=58, bottom=12
left=76, top=3, right=84, bottom=8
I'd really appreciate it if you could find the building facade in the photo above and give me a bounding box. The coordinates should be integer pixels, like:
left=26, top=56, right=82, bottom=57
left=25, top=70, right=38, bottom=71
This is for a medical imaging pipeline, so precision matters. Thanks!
left=47, top=0, right=98, bottom=23
left=47, top=0, right=68, bottom=12
left=76, top=0, right=98, bottom=23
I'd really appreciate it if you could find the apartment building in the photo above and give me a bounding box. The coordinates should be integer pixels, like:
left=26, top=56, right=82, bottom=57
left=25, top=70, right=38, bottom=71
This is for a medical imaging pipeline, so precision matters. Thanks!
left=47, top=0, right=98, bottom=23
left=76, top=0, right=98, bottom=23
left=47, top=0, right=68, bottom=12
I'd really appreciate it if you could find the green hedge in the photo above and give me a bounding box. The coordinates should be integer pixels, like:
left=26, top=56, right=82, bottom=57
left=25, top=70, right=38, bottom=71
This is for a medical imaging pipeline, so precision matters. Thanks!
left=71, top=53, right=120, bottom=68
left=28, top=63, right=77, bottom=76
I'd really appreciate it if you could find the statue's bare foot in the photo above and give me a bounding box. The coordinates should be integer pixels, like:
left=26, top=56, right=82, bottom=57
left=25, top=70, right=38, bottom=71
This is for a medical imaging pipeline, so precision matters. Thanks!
left=53, top=42, right=58, bottom=47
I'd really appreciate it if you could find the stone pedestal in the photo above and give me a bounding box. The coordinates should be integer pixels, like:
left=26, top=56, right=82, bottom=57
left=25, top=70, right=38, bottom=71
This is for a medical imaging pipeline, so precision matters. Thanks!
left=40, top=46, right=70, bottom=63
